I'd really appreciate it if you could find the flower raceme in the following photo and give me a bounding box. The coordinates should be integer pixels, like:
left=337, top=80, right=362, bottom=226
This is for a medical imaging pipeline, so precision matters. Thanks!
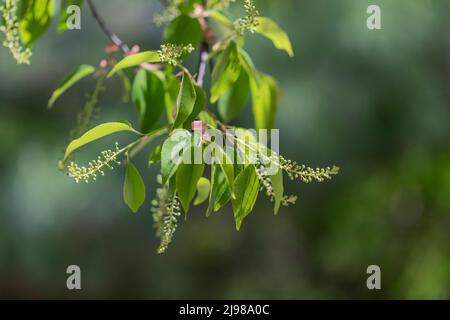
left=235, top=0, right=260, bottom=34
left=158, top=43, right=195, bottom=66
left=0, top=0, right=32, bottom=64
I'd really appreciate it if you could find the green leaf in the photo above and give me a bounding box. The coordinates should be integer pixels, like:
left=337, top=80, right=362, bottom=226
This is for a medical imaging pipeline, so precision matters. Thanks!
left=232, top=165, right=259, bottom=231
left=270, top=167, right=284, bottom=215
left=207, top=164, right=229, bottom=216
left=57, top=0, right=83, bottom=32
left=132, top=69, right=166, bottom=133
left=205, top=142, right=238, bottom=215
left=176, top=163, right=205, bottom=213
left=234, top=128, right=258, bottom=165
left=251, top=74, right=278, bottom=130
left=20, top=0, right=54, bottom=46
left=148, top=144, right=162, bottom=165
left=173, top=72, right=197, bottom=128
left=123, top=162, right=146, bottom=213
left=48, top=64, right=95, bottom=108
left=194, top=177, right=210, bottom=206
left=214, top=144, right=235, bottom=199
left=214, top=188, right=231, bottom=212
left=234, top=162, right=245, bottom=177
left=198, top=111, right=217, bottom=129
left=255, top=17, right=294, bottom=57
left=238, top=48, right=260, bottom=85
left=164, top=14, right=202, bottom=47
left=163, top=68, right=180, bottom=124
left=63, top=122, right=139, bottom=161
left=237, top=48, right=278, bottom=129
left=107, top=51, right=160, bottom=78
left=184, top=84, right=206, bottom=128
left=210, top=41, right=241, bottom=103
left=208, top=10, right=233, bottom=29
left=161, top=130, right=192, bottom=184
left=218, top=69, right=250, bottom=123
left=208, top=10, right=234, bottom=40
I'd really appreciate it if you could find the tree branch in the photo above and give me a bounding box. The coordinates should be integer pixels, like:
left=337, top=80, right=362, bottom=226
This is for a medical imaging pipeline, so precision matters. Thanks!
left=86, top=0, right=130, bottom=54
left=196, top=1, right=210, bottom=86
left=196, top=41, right=209, bottom=87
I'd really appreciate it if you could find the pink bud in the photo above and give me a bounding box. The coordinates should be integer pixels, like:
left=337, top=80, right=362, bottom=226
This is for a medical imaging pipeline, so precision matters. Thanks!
left=128, top=45, right=140, bottom=56
left=99, top=59, right=108, bottom=68
left=105, top=43, right=119, bottom=53
left=192, top=120, right=207, bottom=135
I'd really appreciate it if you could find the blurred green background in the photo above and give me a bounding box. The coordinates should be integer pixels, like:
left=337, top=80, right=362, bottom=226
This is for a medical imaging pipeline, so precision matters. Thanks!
left=1, top=0, right=450, bottom=299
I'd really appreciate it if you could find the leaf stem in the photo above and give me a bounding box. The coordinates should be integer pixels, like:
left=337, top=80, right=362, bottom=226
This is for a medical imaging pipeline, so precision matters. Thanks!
left=128, top=126, right=170, bottom=160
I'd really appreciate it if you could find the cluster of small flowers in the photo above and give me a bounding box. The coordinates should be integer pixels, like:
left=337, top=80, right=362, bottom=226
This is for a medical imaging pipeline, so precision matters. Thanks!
left=67, top=143, right=121, bottom=183
left=280, top=156, right=340, bottom=183
left=151, top=175, right=182, bottom=254
left=282, top=195, right=298, bottom=206
left=160, top=201, right=181, bottom=252
left=255, top=158, right=275, bottom=200
left=235, top=0, right=260, bottom=34
left=158, top=195, right=181, bottom=254
left=256, top=157, right=298, bottom=208
left=151, top=175, right=169, bottom=239
left=0, top=0, right=32, bottom=64
left=158, top=43, right=195, bottom=66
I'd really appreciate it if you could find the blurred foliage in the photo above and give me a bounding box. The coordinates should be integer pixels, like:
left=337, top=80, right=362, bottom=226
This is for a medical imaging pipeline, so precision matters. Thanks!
left=0, top=0, right=450, bottom=299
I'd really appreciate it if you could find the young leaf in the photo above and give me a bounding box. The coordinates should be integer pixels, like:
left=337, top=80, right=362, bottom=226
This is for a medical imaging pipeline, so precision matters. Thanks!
left=148, top=144, right=162, bottom=165
left=107, top=51, right=161, bottom=78
left=234, top=128, right=258, bottom=166
left=238, top=49, right=278, bottom=130
left=173, top=72, right=197, bottom=128
left=207, top=164, right=229, bottom=216
left=132, top=69, right=165, bottom=133
left=218, top=70, right=250, bottom=123
left=210, top=41, right=241, bottom=103
left=270, top=167, right=284, bottom=215
left=198, top=111, right=218, bottom=129
left=208, top=10, right=234, bottom=29
left=238, top=48, right=260, bottom=85
left=214, top=188, right=231, bottom=212
left=255, top=17, right=294, bottom=57
left=184, top=84, right=206, bottom=128
left=48, top=64, right=95, bottom=108
left=123, top=162, right=146, bottom=213
left=161, top=130, right=192, bottom=184
left=64, top=122, right=140, bottom=161
left=20, top=0, right=54, bottom=46
left=234, top=162, right=245, bottom=178
left=232, top=165, right=259, bottom=231
left=164, top=14, right=202, bottom=47
left=194, top=177, right=210, bottom=206
left=214, top=145, right=235, bottom=199
left=163, top=69, right=180, bottom=124
left=251, top=74, right=278, bottom=130
left=176, top=163, right=205, bottom=213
